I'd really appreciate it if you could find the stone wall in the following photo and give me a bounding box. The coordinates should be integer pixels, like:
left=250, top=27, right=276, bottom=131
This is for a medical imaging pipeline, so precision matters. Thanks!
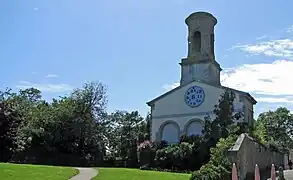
left=228, top=133, right=285, bottom=180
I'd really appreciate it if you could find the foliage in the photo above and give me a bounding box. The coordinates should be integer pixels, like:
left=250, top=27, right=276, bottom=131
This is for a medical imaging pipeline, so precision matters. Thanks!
left=199, top=90, right=243, bottom=156
left=138, top=140, right=156, bottom=167
left=180, top=134, right=202, bottom=145
left=152, top=134, right=209, bottom=171
left=190, top=135, right=237, bottom=180
left=155, top=142, right=193, bottom=170
left=138, top=140, right=154, bottom=151
left=190, top=89, right=243, bottom=180
left=0, top=89, right=22, bottom=162
left=250, top=119, right=267, bottom=144
left=212, top=89, right=243, bottom=139
left=93, top=168, right=190, bottom=180
left=251, top=107, right=293, bottom=153
left=0, top=80, right=154, bottom=168
left=0, top=82, right=110, bottom=166
left=138, top=113, right=151, bottom=143
left=106, top=110, right=147, bottom=167
left=0, top=163, right=78, bottom=180
left=154, top=140, right=168, bottom=150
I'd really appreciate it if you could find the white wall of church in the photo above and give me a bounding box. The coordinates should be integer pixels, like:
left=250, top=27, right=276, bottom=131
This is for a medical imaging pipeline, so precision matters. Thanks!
left=152, top=81, right=243, bottom=117
left=150, top=81, right=246, bottom=143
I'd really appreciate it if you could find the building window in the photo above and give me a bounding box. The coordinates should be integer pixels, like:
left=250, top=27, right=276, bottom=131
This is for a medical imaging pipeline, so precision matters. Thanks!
left=186, top=121, right=203, bottom=136
left=161, top=123, right=179, bottom=144
left=193, top=31, right=201, bottom=52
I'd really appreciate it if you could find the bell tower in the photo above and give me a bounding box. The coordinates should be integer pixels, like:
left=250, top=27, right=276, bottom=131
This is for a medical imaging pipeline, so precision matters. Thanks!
left=180, top=12, right=222, bottom=86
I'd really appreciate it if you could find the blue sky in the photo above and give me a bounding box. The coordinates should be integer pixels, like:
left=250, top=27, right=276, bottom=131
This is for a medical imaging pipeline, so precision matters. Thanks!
left=1, top=0, right=293, bottom=118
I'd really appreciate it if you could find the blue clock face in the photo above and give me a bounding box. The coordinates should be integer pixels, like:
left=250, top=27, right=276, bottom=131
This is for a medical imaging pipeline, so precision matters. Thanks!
left=184, top=85, right=205, bottom=107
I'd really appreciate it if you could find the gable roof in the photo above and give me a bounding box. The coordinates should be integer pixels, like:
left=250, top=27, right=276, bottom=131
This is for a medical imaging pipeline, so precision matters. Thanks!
left=146, top=80, right=257, bottom=106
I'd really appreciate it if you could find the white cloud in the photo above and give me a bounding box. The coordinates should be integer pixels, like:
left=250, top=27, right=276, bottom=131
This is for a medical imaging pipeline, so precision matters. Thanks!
left=33, top=7, right=39, bottom=11
left=233, top=39, right=293, bottom=59
left=16, top=81, right=73, bottom=93
left=45, top=74, right=60, bottom=78
left=162, top=60, right=293, bottom=104
left=256, top=97, right=293, bottom=103
left=220, top=60, right=293, bottom=96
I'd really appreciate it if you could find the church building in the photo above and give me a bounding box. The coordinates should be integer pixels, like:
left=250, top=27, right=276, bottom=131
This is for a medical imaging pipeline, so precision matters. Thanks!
left=146, top=12, right=257, bottom=144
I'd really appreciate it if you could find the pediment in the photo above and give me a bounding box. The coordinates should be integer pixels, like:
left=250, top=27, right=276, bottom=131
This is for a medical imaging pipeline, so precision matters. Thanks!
left=147, top=80, right=256, bottom=107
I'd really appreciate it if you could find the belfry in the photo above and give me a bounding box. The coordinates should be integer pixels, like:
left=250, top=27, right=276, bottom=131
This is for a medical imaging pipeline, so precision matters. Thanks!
left=180, top=12, right=221, bottom=86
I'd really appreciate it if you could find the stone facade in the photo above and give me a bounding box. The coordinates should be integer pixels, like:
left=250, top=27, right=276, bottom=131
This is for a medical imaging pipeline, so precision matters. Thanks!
left=228, top=134, right=285, bottom=180
left=180, top=12, right=221, bottom=86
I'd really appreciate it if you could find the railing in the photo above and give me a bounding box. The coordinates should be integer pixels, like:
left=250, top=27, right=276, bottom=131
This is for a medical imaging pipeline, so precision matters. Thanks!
left=231, top=163, right=284, bottom=180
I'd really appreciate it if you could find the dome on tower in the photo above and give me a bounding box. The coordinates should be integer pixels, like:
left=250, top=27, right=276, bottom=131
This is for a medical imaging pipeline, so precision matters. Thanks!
left=185, top=11, right=217, bottom=26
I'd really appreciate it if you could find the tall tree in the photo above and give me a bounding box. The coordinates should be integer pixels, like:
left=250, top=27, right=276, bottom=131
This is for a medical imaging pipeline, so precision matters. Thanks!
left=190, top=90, right=245, bottom=180
left=137, top=113, right=151, bottom=143
left=255, top=107, right=293, bottom=153
left=0, top=89, right=22, bottom=162
left=69, top=81, right=109, bottom=156
left=203, top=89, right=243, bottom=141
left=107, top=110, right=144, bottom=167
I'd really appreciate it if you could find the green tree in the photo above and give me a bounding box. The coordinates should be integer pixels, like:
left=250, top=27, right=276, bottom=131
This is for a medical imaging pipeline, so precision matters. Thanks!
left=137, top=113, right=151, bottom=143
left=190, top=135, right=237, bottom=180
left=0, top=89, right=22, bottom=162
left=190, top=89, right=244, bottom=180
left=69, top=81, right=109, bottom=159
left=202, top=89, right=243, bottom=147
left=212, top=89, right=242, bottom=139
left=8, top=81, right=108, bottom=166
left=107, top=110, right=144, bottom=167
left=253, top=107, right=293, bottom=153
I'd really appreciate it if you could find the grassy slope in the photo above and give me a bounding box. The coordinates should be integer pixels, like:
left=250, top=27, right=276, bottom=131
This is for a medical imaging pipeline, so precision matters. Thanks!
left=93, top=168, right=190, bottom=180
left=0, top=163, right=78, bottom=180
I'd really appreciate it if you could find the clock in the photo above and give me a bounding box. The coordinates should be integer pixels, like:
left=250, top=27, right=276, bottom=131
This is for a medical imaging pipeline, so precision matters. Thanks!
left=184, top=85, right=205, bottom=107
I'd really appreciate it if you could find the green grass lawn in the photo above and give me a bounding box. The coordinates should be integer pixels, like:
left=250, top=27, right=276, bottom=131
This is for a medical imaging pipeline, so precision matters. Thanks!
left=0, top=163, right=78, bottom=180
left=93, top=168, right=190, bottom=180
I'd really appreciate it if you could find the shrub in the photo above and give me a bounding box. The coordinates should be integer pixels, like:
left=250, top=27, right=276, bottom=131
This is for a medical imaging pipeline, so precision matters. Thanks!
left=190, top=164, right=228, bottom=180
left=138, top=140, right=156, bottom=167
left=150, top=135, right=210, bottom=171
left=155, top=142, right=193, bottom=170
left=190, top=135, right=237, bottom=180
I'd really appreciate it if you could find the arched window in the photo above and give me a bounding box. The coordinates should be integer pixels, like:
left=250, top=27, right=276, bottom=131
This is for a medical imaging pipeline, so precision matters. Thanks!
left=161, top=123, right=179, bottom=144
left=193, top=31, right=201, bottom=52
left=186, top=121, right=203, bottom=136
